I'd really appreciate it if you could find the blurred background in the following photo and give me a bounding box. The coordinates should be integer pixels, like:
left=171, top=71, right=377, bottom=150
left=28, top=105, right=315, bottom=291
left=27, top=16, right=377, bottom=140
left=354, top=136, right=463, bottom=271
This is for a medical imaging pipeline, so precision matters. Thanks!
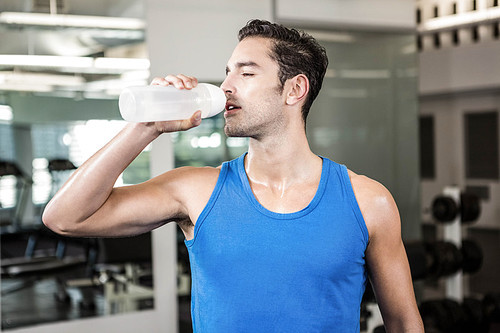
left=0, top=0, right=499, bottom=332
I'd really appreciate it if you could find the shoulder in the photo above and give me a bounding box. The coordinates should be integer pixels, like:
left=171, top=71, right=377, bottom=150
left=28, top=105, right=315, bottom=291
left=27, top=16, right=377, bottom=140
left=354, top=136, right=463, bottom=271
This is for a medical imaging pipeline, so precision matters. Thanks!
left=152, top=165, right=221, bottom=193
left=346, top=169, right=401, bottom=239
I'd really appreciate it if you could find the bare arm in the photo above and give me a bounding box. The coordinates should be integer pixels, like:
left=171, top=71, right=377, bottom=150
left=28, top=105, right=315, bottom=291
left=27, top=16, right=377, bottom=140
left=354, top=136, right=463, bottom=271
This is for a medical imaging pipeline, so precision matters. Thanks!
left=350, top=172, right=424, bottom=332
left=42, top=75, right=205, bottom=237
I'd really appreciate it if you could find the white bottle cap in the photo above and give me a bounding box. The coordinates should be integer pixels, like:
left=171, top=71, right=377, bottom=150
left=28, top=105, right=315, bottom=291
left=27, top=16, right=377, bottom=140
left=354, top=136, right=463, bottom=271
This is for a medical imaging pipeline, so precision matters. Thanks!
left=201, top=83, right=226, bottom=118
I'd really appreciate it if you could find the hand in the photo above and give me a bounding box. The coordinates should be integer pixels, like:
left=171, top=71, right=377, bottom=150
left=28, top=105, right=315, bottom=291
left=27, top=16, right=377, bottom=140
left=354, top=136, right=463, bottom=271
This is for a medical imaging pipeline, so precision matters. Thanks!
left=145, top=74, right=202, bottom=134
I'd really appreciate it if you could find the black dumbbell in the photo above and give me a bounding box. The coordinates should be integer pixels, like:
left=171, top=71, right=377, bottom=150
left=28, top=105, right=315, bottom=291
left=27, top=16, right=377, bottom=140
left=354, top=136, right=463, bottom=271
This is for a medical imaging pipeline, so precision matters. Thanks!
left=405, top=241, right=428, bottom=280
left=419, top=298, right=490, bottom=333
left=425, top=241, right=463, bottom=280
left=431, top=192, right=481, bottom=224
left=461, top=239, right=483, bottom=274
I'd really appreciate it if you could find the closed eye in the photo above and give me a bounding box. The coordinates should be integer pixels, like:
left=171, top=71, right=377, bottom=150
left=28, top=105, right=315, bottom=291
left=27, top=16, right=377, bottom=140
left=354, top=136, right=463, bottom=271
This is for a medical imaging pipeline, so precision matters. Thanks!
left=242, top=73, right=254, bottom=77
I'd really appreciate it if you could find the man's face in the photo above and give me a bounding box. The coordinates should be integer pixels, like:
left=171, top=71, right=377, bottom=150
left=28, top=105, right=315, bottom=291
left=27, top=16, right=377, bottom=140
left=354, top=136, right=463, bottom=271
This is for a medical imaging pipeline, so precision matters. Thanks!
left=221, top=37, right=285, bottom=138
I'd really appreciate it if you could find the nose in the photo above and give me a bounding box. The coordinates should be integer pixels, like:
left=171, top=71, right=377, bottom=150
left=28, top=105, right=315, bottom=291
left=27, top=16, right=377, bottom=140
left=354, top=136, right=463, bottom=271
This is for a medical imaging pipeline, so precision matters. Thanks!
left=220, top=75, right=234, bottom=95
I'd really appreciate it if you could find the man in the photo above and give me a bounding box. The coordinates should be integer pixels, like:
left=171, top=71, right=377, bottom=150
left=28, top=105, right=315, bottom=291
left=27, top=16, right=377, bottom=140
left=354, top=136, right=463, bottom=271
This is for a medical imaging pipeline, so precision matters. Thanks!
left=43, top=20, right=424, bottom=332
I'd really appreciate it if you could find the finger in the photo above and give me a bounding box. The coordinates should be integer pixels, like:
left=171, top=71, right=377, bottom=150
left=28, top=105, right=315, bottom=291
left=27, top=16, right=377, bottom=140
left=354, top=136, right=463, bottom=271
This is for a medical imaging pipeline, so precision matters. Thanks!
left=191, top=110, right=202, bottom=126
left=155, top=110, right=202, bottom=133
left=176, top=74, right=198, bottom=89
left=176, top=110, right=202, bottom=131
left=164, top=74, right=187, bottom=89
left=150, top=77, right=170, bottom=86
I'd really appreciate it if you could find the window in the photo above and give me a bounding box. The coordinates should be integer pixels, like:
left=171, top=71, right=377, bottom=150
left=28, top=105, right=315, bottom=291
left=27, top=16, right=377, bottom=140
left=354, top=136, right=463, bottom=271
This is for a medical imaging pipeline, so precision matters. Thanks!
left=419, top=116, right=436, bottom=179
left=452, top=29, right=460, bottom=45
left=465, top=111, right=499, bottom=179
left=472, top=25, right=480, bottom=42
left=0, top=124, right=16, bottom=210
left=32, top=120, right=150, bottom=206
left=433, top=33, right=441, bottom=48
left=493, top=23, right=499, bottom=39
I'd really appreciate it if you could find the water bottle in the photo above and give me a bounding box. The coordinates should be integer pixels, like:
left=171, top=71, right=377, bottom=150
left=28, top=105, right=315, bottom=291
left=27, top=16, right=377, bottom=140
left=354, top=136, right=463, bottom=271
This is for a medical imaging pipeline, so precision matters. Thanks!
left=119, top=83, right=226, bottom=122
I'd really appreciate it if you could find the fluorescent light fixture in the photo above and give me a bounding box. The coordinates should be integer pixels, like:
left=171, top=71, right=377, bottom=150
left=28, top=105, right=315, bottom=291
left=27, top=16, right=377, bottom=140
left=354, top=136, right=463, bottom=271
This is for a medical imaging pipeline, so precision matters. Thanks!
left=0, top=55, right=150, bottom=73
left=339, top=69, right=391, bottom=79
left=94, top=58, right=150, bottom=71
left=0, top=55, right=93, bottom=69
left=419, top=7, right=500, bottom=33
left=0, top=105, right=13, bottom=121
left=0, top=12, right=145, bottom=30
left=308, top=30, right=355, bottom=43
left=0, top=83, right=53, bottom=92
left=0, top=72, right=85, bottom=86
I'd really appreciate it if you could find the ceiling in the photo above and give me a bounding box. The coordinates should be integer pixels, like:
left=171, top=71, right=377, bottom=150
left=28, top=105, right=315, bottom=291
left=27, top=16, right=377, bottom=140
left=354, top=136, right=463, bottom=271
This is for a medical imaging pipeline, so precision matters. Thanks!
left=0, top=0, right=148, bottom=99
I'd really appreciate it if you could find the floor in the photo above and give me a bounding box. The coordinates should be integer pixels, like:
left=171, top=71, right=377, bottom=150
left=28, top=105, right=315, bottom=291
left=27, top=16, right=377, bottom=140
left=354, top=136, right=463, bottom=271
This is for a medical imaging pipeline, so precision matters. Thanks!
left=1, top=277, right=104, bottom=330
left=1, top=276, right=156, bottom=331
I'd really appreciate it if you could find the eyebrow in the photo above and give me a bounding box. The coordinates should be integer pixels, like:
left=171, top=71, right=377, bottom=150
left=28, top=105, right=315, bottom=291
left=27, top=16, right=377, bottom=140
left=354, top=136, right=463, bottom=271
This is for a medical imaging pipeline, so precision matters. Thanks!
left=225, top=61, right=260, bottom=75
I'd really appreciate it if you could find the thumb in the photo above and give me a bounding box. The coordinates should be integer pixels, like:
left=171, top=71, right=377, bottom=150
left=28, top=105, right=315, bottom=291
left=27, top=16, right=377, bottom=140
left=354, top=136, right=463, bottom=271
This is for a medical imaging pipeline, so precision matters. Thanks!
left=177, top=110, right=202, bottom=131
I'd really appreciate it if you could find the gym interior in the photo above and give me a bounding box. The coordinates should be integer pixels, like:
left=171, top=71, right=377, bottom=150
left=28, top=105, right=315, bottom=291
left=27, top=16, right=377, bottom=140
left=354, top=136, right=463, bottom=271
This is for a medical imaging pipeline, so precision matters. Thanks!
left=0, top=1, right=499, bottom=332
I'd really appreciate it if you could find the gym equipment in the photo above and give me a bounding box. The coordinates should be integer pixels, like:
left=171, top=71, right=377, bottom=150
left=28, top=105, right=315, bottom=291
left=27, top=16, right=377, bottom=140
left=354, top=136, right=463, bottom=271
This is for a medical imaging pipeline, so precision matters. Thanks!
left=431, top=191, right=481, bottom=224
left=462, top=297, right=488, bottom=333
left=431, top=195, right=458, bottom=222
left=460, top=239, right=483, bottom=274
left=90, top=233, right=154, bottom=314
left=404, top=239, right=483, bottom=281
left=483, top=293, right=500, bottom=326
left=404, top=241, right=428, bottom=280
left=1, top=225, right=91, bottom=299
left=419, top=297, right=492, bottom=333
left=424, top=240, right=463, bottom=280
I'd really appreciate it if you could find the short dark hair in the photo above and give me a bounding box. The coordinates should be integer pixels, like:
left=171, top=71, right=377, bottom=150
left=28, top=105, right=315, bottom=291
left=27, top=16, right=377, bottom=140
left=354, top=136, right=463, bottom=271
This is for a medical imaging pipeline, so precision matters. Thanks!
left=238, top=19, right=328, bottom=124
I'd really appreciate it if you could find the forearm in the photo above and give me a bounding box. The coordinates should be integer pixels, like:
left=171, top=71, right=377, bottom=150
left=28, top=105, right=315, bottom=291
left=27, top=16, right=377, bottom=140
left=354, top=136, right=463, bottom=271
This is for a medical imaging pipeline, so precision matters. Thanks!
left=42, top=122, right=159, bottom=233
left=384, top=317, right=424, bottom=333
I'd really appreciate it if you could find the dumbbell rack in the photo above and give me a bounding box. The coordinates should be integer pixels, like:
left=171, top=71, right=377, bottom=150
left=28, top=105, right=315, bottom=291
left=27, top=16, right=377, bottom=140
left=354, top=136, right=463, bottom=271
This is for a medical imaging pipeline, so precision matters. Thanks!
left=441, top=186, right=463, bottom=302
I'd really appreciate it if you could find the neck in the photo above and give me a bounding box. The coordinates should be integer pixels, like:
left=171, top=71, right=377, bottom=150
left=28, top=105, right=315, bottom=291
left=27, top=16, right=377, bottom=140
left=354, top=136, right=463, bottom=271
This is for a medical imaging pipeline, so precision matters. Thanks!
left=244, top=124, right=321, bottom=186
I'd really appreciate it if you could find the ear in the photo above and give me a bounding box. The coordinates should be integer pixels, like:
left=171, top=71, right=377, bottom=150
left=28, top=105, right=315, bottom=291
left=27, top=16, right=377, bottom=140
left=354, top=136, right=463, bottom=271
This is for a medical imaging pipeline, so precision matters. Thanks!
left=285, top=74, right=309, bottom=106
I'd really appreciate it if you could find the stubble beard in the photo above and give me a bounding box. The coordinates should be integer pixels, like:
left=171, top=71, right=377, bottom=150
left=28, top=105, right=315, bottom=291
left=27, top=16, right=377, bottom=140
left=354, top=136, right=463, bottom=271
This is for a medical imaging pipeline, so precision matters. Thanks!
left=224, top=85, right=284, bottom=139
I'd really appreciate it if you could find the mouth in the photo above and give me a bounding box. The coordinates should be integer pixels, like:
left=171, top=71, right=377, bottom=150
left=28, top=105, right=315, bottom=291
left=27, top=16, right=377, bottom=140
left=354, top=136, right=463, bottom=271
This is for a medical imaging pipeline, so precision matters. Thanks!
left=225, top=102, right=241, bottom=116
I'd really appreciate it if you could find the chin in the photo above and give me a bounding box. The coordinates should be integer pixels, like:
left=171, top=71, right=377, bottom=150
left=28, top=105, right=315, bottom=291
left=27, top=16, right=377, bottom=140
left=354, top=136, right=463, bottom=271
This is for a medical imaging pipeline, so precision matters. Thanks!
left=224, top=125, right=248, bottom=138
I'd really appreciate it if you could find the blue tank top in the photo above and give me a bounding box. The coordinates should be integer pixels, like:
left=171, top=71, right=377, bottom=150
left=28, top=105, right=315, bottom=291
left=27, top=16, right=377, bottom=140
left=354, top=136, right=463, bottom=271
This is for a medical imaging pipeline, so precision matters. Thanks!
left=185, top=153, right=369, bottom=332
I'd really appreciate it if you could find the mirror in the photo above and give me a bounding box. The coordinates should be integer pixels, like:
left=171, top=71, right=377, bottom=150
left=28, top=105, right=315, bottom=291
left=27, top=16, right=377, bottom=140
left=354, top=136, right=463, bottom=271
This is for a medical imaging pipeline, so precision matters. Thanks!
left=0, top=0, right=156, bottom=330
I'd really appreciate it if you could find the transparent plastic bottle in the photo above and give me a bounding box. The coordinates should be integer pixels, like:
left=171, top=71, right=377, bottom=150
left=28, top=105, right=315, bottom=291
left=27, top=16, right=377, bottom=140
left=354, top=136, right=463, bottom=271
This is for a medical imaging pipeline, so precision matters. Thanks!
left=119, top=83, right=226, bottom=122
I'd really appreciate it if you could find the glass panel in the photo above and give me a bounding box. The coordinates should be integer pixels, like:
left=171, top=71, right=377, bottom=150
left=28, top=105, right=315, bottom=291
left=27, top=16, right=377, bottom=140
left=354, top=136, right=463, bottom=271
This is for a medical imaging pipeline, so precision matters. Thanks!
left=307, top=31, right=420, bottom=240
left=2, top=121, right=154, bottom=330
left=465, top=111, right=499, bottom=179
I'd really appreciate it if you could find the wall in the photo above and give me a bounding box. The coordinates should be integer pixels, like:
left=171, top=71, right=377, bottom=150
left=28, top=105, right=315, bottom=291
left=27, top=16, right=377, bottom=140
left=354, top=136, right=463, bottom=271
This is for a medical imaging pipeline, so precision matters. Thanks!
left=417, top=0, right=500, bottom=230
left=276, top=0, right=415, bottom=31
left=420, top=91, right=500, bottom=229
left=417, top=0, right=500, bottom=295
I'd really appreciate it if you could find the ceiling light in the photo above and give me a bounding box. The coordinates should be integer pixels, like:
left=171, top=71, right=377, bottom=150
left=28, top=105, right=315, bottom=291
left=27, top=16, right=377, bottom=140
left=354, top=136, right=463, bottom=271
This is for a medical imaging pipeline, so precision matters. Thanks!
left=0, top=55, right=150, bottom=73
left=0, top=72, right=85, bottom=86
left=0, top=105, right=13, bottom=122
left=0, top=83, right=53, bottom=93
left=419, top=7, right=500, bottom=33
left=94, top=58, right=150, bottom=71
left=308, top=30, right=355, bottom=43
left=0, top=12, right=145, bottom=30
left=0, top=55, right=93, bottom=69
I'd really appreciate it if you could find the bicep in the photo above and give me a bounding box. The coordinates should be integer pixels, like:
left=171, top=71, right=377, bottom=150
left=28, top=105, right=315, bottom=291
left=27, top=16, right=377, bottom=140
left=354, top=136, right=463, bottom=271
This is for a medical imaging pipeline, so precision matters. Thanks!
left=350, top=173, right=422, bottom=330
left=80, top=166, right=219, bottom=238
left=361, top=188, right=422, bottom=331
left=73, top=169, right=193, bottom=237
left=366, top=228, right=416, bottom=325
